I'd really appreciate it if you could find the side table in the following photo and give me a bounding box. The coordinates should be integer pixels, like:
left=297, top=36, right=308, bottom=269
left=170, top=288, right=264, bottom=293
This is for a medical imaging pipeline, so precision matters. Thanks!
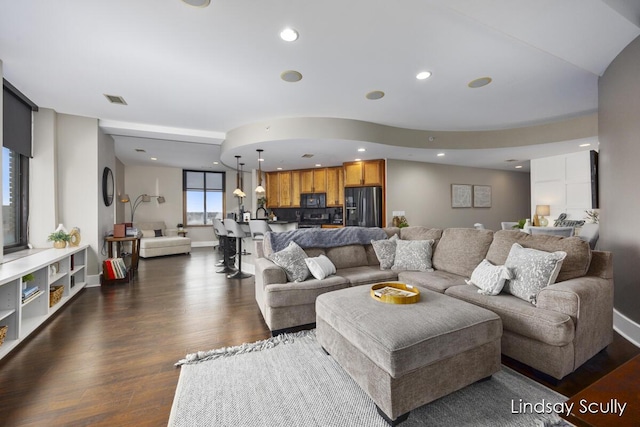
left=104, top=236, right=141, bottom=282
left=177, top=230, right=188, bottom=237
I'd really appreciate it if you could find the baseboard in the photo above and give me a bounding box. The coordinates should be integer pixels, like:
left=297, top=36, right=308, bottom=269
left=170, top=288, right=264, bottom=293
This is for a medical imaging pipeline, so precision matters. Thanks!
left=613, top=309, right=640, bottom=348
left=192, top=241, right=215, bottom=248
left=86, top=273, right=102, bottom=288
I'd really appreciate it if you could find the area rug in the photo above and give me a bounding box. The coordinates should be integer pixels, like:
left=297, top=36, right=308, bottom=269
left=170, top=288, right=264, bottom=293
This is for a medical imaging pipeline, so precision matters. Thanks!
left=170, top=330, right=571, bottom=427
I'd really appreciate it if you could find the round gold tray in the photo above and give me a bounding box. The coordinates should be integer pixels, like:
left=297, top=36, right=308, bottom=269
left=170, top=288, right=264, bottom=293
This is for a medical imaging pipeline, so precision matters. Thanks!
left=370, top=282, right=420, bottom=304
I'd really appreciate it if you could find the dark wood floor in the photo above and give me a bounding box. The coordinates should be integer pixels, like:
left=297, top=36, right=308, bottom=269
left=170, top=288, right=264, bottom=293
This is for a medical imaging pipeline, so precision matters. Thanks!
left=0, top=247, right=638, bottom=426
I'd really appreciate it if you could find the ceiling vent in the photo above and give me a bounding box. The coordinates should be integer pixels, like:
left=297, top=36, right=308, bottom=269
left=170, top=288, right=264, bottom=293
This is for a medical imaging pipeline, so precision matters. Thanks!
left=505, top=159, right=519, bottom=162
left=104, top=94, right=127, bottom=105
left=301, top=154, right=314, bottom=158
left=135, top=149, right=146, bottom=153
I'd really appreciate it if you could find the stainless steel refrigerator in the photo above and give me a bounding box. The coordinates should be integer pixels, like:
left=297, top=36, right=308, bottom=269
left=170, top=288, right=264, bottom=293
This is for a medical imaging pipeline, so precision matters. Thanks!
left=345, top=186, right=382, bottom=227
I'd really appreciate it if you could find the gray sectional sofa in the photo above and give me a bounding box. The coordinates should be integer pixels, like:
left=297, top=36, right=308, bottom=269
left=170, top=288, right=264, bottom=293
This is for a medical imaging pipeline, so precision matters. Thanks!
left=254, top=226, right=614, bottom=380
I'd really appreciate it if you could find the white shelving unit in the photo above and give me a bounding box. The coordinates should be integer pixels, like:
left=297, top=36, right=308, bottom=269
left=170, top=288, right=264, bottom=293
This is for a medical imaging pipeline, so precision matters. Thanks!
left=0, top=245, right=88, bottom=361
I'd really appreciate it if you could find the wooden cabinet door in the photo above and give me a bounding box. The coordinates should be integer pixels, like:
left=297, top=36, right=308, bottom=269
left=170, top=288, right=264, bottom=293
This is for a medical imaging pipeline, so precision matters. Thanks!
left=326, top=167, right=344, bottom=206
left=313, top=169, right=327, bottom=193
left=266, top=172, right=279, bottom=208
left=344, top=162, right=364, bottom=186
left=363, top=160, right=384, bottom=186
left=290, top=170, right=301, bottom=208
left=300, top=170, right=314, bottom=193
left=279, top=171, right=292, bottom=207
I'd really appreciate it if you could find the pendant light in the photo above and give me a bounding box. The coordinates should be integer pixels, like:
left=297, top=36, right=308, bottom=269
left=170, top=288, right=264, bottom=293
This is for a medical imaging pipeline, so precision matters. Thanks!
left=233, top=155, right=246, bottom=198
left=255, top=149, right=265, bottom=194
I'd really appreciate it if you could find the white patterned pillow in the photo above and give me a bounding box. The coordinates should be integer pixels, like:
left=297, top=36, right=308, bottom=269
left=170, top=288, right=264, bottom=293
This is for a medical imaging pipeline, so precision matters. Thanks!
left=391, top=239, right=435, bottom=272
left=304, top=255, right=337, bottom=280
left=503, top=243, right=567, bottom=304
left=466, top=259, right=513, bottom=295
left=269, top=241, right=310, bottom=282
left=371, top=234, right=399, bottom=270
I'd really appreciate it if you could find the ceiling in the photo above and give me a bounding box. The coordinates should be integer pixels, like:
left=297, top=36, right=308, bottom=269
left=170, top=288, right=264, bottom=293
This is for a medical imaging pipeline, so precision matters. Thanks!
left=1, top=1, right=639, bottom=172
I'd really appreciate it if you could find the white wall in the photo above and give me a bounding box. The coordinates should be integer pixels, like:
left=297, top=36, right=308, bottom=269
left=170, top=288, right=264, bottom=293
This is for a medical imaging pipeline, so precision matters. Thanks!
left=97, top=128, right=116, bottom=244
left=30, top=108, right=58, bottom=248
left=386, top=159, right=530, bottom=231
left=530, top=151, right=595, bottom=222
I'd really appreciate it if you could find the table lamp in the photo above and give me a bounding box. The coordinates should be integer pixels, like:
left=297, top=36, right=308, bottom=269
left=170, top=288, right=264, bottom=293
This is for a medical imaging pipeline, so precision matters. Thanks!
left=536, top=205, right=550, bottom=226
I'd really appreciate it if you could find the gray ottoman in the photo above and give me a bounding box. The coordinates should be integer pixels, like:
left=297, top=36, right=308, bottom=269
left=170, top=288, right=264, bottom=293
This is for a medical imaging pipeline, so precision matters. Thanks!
left=316, top=285, right=502, bottom=425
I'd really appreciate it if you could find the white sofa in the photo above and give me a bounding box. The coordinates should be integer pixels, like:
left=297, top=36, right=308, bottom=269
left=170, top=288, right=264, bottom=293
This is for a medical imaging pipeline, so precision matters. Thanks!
left=135, top=221, right=191, bottom=258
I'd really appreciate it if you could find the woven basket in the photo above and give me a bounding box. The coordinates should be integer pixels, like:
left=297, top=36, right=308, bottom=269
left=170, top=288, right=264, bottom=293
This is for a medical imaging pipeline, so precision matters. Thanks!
left=0, top=325, right=7, bottom=347
left=49, top=286, right=64, bottom=307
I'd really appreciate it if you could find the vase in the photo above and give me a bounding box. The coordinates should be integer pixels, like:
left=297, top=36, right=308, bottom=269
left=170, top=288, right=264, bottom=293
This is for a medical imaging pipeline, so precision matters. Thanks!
left=53, top=241, right=66, bottom=249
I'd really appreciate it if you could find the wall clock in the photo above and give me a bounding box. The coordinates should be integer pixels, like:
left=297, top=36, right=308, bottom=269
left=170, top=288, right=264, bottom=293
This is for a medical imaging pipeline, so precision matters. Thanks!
left=102, top=167, right=114, bottom=206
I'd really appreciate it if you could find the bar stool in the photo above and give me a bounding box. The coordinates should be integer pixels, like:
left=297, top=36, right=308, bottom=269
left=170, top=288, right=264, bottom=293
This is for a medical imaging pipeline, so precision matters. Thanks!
left=224, top=218, right=253, bottom=279
left=213, top=218, right=236, bottom=274
left=249, top=220, right=272, bottom=241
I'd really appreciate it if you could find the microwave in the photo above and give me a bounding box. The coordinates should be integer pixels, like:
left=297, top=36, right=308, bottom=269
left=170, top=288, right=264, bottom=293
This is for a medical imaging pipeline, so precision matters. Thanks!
left=301, top=193, right=326, bottom=209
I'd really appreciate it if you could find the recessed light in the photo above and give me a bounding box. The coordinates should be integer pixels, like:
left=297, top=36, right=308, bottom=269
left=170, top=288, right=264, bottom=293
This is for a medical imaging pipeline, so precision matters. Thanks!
left=357, top=148, right=366, bottom=152
left=281, top=70, right=303, bottom=83
left=315, top=164, right=322, bottom=167
left=437, top=153, right=445, bottom=157
left=277, top=167, right=283, bottom=170
left=181, top=0, right=211, bottom=7
left=416, top=71, right=432, bottom=80
left=280, top=28, right=299, bottom=42
left=365, top=90, right=385, bottom=100
left=468, top=77, right=492, bottom=88
left=151, top=157, right=157, bottom=161
left=515, top=165, right=523, bottom=169
left=579, top=143, right=591, bottom=147
left=213, top=161, right=219, bottom=165
left=355, top=158, right=361, bottom=161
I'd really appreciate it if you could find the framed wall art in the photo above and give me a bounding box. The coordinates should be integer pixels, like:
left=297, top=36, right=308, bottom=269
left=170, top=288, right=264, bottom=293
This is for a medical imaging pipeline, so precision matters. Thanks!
left=451, top=184, right=472, bottom=208
left=473, top=185, right=492, bottom=208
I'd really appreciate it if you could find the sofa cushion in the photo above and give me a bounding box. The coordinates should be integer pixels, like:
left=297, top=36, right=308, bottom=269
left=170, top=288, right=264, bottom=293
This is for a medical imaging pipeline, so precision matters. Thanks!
left=432, top=228, right=494, bottom=277
left=486, top=230, right=591, bottom=282
left=268, top=241, right=310, bottom=282
left=336, top=266, right=399, bottom=286
left=140, top=236, right=190, bottom=249
left=304, top=255, right=337, bottom=280
left=400, top=226, right=443, bottom=242
left=503, top=243, right=567, bottom=304
left=445, top=284, right=575, bottom=347
left=397, top=270, right=467, bottom=293
left=265, top=276, right=350, bottom=307
left=391, top=239, right=435, bottom=272
left=141, top=230, right=155, bottom=238
left=303, top=248, right=327, bottom=258
left=371, top=234, right=399, bottom=270
left=325, top=245, right=369, bottom=270
left=466, top=259, right=513, bottom=296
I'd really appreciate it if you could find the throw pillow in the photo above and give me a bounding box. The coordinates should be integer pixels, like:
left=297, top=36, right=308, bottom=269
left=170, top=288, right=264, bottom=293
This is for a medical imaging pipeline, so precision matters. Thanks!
left=269, top=241, right=310, bottom=282
left=154, top=229, right=163, bottom=237
left=141, top=229, right=155, bottom=238
left=391, top=239, right=435, bottom=272
left=466, top=259, right=514, bottom=296
left=503, top=243, right=567, bottom=304
left=371, top=234, right=399, bottom=270
left=304, top=255, right=337, bottom=280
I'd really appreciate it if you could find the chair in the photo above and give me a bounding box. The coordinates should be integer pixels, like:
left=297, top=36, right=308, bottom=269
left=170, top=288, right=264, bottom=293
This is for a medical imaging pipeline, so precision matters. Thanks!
left=213, top=218, right=236, bottom=273
left=529, top=226, right=575, bottom=237
left=473, top=223, right=485, bottom=230
left=578, top=223, right=599, bottom=249
left=249, top=220, right=272, bottom=240
left=501, top=221, right=519, bottom=230
left=224, top=218, right=253, bottom=279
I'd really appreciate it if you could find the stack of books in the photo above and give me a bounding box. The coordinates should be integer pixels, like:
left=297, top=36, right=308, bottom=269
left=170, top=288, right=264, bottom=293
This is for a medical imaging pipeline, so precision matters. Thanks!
left=22, top=286, right=43, bottom=304
left=103, top=258, right=128, bottom=280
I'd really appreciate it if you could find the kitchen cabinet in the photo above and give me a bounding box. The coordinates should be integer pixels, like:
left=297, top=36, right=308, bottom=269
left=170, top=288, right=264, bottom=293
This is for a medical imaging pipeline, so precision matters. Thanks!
left=326, top=167, right=344, bottom=206
left=266, top=171, right=297, bottom=208
left=344, top=159, right=385, bottom=187
left=300, top=169, right=327, bottom=193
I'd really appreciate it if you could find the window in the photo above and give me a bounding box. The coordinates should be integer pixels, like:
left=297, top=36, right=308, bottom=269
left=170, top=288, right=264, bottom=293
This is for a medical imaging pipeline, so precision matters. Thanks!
left=3, top=147, right=29, bottom=251
left=183, top=170, right=225, bottom=226
left=3, top=80, right=36, bottom=253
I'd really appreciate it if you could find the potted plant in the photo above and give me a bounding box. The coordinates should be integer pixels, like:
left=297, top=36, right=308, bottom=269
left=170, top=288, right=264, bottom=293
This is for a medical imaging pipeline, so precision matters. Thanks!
left=48, top=231, right=71, bottom=248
